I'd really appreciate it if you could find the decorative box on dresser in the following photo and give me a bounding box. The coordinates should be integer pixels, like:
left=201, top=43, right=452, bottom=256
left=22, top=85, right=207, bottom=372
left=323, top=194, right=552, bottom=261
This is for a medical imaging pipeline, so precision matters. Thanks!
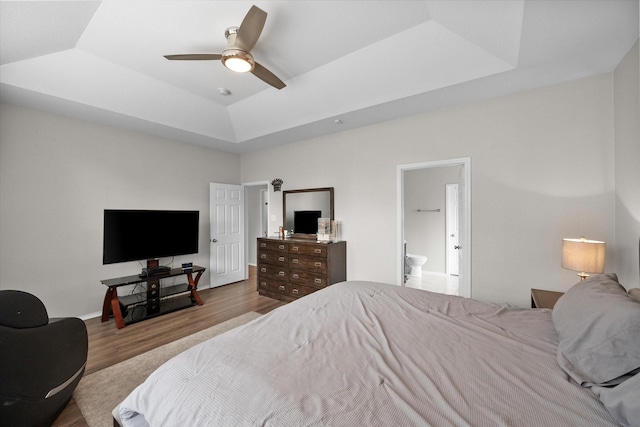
left=257, top=237, right=347, bottom=302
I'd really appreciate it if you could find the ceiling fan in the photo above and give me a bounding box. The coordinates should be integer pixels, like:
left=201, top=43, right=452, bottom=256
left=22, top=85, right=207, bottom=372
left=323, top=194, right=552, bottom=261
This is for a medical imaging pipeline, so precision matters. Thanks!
left=164, top=5, right=286, bottom=90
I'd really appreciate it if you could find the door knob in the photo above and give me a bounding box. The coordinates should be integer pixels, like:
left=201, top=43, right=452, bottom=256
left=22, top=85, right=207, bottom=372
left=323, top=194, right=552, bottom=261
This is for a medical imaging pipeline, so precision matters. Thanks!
left=211, top=239, right=218, bottom=243
left=454, top=245, right=461, bottom=249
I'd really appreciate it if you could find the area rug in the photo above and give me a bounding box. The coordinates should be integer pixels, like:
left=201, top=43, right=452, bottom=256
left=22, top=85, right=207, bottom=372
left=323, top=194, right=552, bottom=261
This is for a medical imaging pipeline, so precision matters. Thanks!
left=74, top=311, right=262, bottom=427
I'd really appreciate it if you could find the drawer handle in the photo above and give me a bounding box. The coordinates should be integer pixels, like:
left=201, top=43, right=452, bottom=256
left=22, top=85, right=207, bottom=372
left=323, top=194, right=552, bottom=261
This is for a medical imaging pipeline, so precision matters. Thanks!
left=260, top=243, right=266, bottom=247
left=292, top=274, right=299, bottom=279
left=315, top=262, right=322, bottom=267
left=278, top=245, right=285, bottom=250
left=261, top=281, right=266, bottom=286
left=292, top=259, right=299, bottom=264
left=278, top=271, right=285, bottom=276
left=260, top=254, right=266, bottom=258
left=292, top=246, right=299, bottom=251
left=314, top=249, right=322, bottom=253
left=278, top=257, right=285, bottom=262
left=278, top=285, right=285, bottom=291
left=292, top=289, right=299, bottom=295
left=314, top=278, right=322, bottom=284
left=260, top=268, right=267, bottom=272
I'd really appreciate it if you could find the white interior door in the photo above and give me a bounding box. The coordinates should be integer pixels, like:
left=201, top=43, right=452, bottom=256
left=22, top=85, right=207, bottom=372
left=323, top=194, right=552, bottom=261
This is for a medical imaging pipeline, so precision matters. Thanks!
left=446, top=183, right=459, bottom=276
left=210, top=183, right=244, bottom=287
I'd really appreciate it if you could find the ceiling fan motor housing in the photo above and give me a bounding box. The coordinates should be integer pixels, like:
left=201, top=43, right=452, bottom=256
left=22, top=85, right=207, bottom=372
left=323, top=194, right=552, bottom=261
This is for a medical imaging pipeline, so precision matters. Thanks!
left=222, top=27, right=255, bottom=72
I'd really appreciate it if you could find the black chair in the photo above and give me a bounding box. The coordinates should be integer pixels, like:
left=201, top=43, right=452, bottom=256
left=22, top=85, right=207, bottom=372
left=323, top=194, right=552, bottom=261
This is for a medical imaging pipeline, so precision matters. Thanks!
left=0, top=290, right=88, bottom=427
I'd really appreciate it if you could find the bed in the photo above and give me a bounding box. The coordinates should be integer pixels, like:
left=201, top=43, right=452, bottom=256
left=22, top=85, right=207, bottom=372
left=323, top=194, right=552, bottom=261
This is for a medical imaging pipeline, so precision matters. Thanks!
left=117, top=275, right=639, bottom=426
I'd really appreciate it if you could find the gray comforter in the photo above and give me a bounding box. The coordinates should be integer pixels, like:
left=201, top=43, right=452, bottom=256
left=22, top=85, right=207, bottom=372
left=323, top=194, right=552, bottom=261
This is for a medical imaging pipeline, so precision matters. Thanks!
left=119, top=281, right=617, bottom=426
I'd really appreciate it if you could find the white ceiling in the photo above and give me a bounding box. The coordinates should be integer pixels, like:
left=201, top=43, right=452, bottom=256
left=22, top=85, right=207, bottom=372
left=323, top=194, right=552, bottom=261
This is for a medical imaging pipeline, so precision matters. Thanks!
left=1, top=1, right=638, bottom=153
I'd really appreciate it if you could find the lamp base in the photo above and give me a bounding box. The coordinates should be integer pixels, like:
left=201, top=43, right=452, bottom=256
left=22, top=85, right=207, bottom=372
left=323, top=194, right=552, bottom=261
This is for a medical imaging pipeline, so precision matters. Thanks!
left=578, top=272, right=589, bottom=281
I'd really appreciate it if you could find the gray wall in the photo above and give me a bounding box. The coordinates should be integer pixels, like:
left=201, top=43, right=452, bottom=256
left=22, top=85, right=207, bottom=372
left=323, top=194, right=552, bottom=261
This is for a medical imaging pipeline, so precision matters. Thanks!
left=614, top=40, right=640, bottom=288
left=242, top=72, right=618, bottom=307
left=0, top=104, right=240, bottom=317
left=0, top=43, right=636, bottom=317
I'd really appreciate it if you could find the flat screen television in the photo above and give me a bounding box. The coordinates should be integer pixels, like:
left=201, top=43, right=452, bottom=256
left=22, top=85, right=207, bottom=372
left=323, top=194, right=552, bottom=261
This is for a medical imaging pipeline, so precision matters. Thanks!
left=293, top=210, right=321, bottom=234
left=103, top=209, right=199, bottom=265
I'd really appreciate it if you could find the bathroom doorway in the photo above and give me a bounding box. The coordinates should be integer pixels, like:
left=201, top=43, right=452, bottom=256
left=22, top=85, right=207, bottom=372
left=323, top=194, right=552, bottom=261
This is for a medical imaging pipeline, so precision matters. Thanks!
left=397, top=158, right=471, bottom=298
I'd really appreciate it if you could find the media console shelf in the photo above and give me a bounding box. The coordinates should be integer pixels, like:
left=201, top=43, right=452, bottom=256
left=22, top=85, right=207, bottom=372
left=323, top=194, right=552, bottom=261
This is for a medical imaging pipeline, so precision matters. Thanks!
left=100, top=265, right=205, bottom=329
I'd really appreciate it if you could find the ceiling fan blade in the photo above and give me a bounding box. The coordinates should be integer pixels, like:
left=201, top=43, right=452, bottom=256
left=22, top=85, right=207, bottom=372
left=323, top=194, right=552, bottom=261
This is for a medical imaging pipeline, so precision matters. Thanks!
left=164, top=54, right=222, bottom=61
left=235, top=5, right=267, bottom=52
left=252, top=62, right=286, bottom=89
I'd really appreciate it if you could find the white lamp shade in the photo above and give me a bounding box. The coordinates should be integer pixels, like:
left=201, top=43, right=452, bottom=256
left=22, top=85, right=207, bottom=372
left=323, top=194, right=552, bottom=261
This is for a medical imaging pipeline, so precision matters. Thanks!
left=562, top=237, right=606, bottom=274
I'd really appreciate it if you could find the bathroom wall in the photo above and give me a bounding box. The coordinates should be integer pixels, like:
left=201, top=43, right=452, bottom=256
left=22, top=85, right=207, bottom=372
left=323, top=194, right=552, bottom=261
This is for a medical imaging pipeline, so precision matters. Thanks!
left=404, top=165, right=462, bottom=274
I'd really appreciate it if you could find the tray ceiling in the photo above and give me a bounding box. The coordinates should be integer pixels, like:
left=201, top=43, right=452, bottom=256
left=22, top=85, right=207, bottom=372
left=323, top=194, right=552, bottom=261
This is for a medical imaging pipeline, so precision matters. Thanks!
left=1, top=1, right=638, bottom=153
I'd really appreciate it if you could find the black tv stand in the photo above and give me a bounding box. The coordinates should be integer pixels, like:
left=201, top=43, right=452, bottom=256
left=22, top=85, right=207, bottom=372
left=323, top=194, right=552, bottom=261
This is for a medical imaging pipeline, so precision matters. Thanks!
left=100, top=265, right=205, bottom=329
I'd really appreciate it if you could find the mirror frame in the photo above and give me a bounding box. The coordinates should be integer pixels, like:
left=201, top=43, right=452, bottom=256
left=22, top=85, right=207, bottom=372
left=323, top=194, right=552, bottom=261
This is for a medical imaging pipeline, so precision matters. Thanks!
left=283, top=187, right=334, bottom=239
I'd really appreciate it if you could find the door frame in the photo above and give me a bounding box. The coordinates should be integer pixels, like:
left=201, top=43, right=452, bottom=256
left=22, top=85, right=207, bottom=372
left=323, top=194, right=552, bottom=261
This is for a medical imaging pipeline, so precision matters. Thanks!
left=397, top=157, right=471, bottom=298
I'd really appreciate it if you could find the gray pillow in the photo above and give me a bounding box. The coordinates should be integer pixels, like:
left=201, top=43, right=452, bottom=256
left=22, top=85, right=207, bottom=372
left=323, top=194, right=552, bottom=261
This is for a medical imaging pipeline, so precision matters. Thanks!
left=592, top=372, right=640, bottom=427
left=552, top=273, right=640, bottom=386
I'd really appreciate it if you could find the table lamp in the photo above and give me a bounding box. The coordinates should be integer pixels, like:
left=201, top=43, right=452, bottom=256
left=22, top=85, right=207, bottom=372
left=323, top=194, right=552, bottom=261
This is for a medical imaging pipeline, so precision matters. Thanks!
left=561, top=236, right=605, bottom=280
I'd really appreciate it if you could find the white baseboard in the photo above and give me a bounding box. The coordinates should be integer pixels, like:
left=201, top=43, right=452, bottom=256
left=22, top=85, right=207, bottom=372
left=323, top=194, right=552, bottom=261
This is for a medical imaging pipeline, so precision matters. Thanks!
left=80, top=310, right=102, bottom=321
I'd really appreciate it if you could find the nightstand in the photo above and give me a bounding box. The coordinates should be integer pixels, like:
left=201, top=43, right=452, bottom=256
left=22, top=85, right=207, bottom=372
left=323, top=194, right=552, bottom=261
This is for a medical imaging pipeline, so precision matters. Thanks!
left=531, top=289, right=564, bottom=309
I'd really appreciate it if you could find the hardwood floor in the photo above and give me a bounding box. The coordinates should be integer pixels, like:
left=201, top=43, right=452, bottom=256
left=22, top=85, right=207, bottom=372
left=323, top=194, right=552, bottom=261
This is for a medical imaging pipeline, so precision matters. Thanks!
left=52, top=268, right=285, bottom=426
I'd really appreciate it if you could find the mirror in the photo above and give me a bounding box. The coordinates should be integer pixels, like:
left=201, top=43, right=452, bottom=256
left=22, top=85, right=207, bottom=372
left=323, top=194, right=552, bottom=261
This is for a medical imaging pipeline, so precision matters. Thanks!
left=283, top=187, right=334, bottom=238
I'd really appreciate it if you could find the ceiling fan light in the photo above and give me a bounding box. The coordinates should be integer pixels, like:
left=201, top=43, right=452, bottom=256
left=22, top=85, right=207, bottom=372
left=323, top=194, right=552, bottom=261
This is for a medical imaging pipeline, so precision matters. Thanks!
left=222, top=50, right=255, bottom=73
left=224, top=57, right=252, bottom=72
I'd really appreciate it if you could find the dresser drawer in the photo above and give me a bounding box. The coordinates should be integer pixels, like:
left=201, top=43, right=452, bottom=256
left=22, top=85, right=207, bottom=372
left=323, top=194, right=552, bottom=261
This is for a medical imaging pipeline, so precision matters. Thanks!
left=257, top=263, right=289, bottom=280
left=289, top=284, right=318, bottom=299
left=289, top=243, right=327, bottom=257
left=258, top=239, right=289, bottom=252
left=289, top=255, right=327, bottom=273
left=290, top=270, right=326, bottom=288
left=258, top=278, right=289, bottom=296
left=258, top=250, right=288, bottom=266
left=257, top=238, right=346, bottom=304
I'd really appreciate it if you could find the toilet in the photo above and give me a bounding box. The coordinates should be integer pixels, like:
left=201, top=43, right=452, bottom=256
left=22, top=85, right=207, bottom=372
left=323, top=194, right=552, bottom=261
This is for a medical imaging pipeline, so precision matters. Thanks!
left=405, top=254, right=427, bottom=277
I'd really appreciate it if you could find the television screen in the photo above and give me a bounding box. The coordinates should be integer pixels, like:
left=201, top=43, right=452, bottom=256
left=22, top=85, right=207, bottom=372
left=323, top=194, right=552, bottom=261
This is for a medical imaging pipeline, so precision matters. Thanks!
left=103, top=210, right=199, bottom=264
left=293, top=210, right=321, bottom=234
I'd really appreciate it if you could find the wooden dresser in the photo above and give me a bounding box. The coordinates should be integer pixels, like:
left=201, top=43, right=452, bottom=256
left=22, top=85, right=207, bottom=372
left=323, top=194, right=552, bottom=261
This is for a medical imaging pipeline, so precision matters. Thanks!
left=257, top=237, right=347, bottom=302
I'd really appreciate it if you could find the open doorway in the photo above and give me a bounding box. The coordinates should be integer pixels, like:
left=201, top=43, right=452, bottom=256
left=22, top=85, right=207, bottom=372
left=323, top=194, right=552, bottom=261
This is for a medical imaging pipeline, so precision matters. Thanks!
left=397, top=158, right=471, bottom=298
left=243, top=182, right=269, bottom=277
